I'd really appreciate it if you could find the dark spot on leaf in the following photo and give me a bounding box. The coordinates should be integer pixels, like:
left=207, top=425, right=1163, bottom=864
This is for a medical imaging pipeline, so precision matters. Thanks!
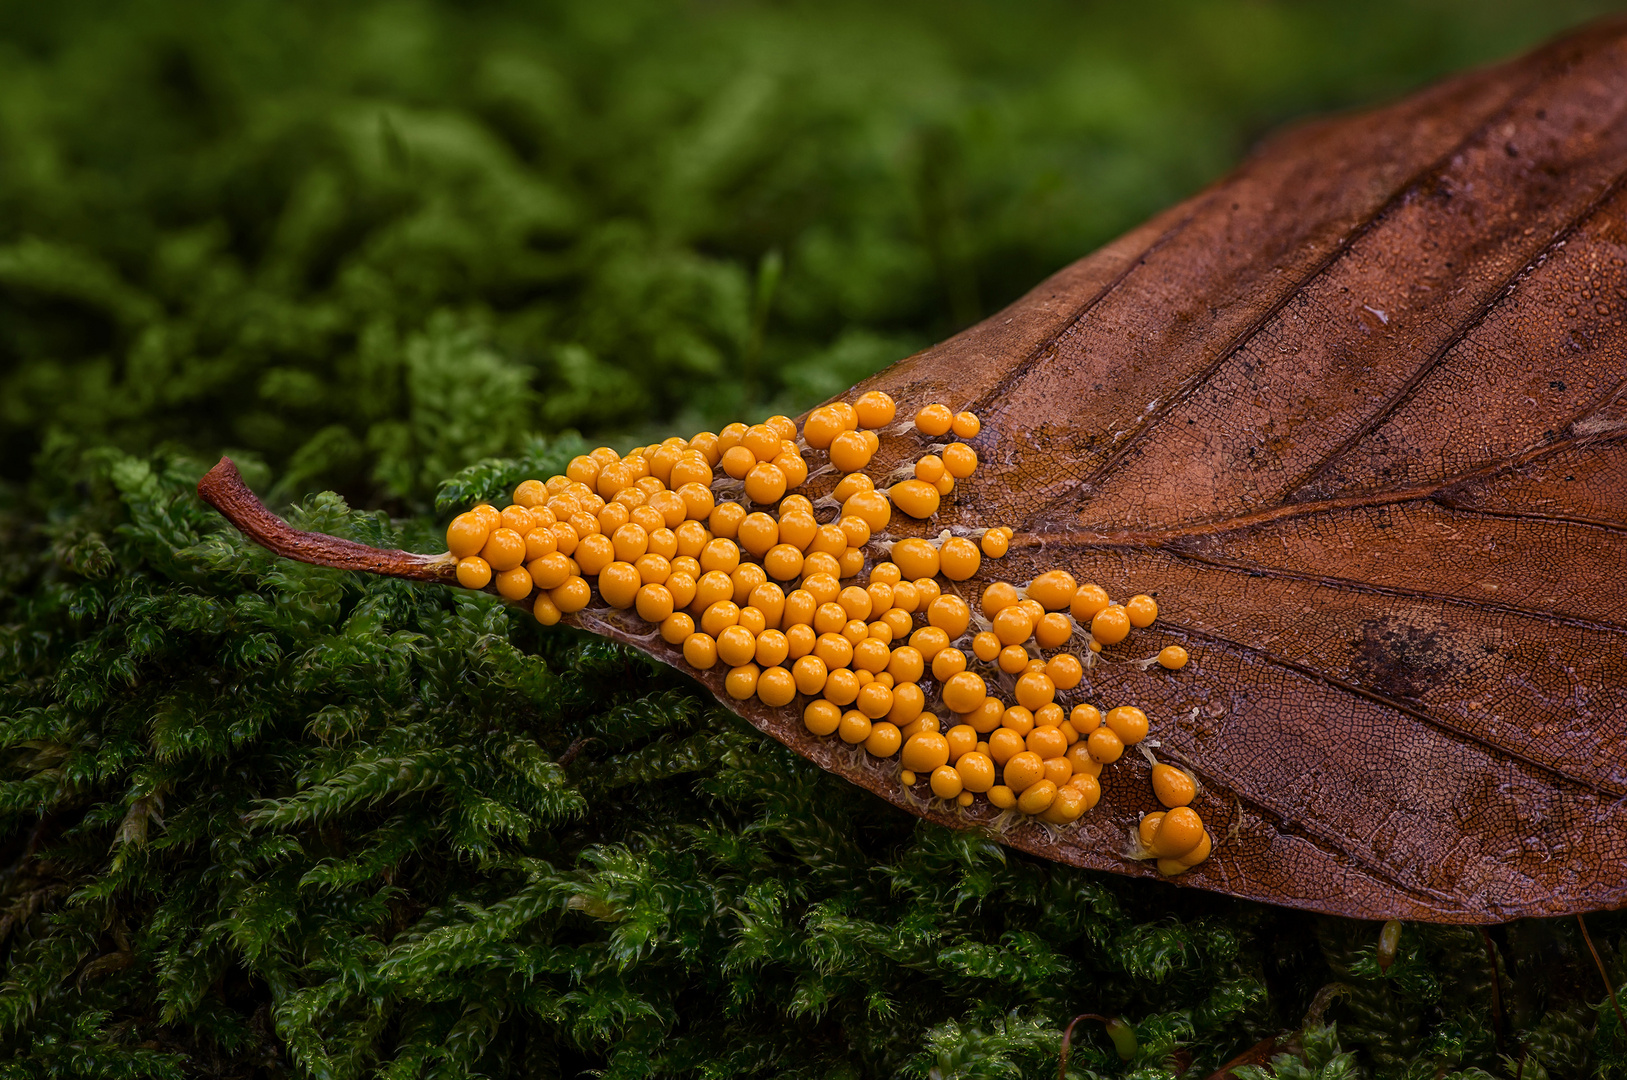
left=1352, top=617, right=1459, bottom=700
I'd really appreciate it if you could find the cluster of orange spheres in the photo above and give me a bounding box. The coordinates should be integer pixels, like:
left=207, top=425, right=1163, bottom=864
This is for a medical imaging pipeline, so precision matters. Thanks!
left=436, top=390, right=1206, bottom=868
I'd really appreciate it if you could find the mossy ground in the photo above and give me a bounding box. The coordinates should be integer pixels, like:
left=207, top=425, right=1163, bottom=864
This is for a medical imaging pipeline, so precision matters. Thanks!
left=2, top=2, right=1626, bottom=1077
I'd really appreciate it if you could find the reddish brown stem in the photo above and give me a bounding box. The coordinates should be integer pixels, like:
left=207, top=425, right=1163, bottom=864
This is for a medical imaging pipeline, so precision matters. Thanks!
left=196, top=457, right=456, bottom=583
left=1577, top=914, right=1627, bottom=1037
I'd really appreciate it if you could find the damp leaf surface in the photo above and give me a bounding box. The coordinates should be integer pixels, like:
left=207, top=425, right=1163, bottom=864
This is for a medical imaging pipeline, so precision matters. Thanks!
left=576, top=19, right=1627, bottom=922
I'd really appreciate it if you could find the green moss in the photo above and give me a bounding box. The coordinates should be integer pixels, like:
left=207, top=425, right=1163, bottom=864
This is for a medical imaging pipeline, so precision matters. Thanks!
left=4, top=2, right=1627, bottom=1076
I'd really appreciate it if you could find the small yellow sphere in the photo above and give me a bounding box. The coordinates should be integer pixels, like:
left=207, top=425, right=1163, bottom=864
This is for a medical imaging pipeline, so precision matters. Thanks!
left=700, top=537, right=741, bottom=576
left=765, top=414, right=799, bottom=442
left=757, top=666, right=797, bottom=707
left=915, top=454, right=946, bottom=483
left=1091, top=605, right=1131, bottom=646
left=870, top=561, right=903, bottom=585
left=667, top=452, right=712, bottom=491
left=1027, top=726, right=1068, bottom=761
left=941, top=442, right=978, bottom=479
left=887, top=682, right=924, bottom=725
left=908, top=626, right=950, bottom=661
left=1125, top=593, right=1159, bottom=628
left=890, top=538, right=940, bottom=580
left=823, top=669, right=860, bottom=707
left=1026, top=570, right=1077, bottom=612
left=931, top=647, right=968, bottom=682
left=864, top=721, right=903, bottom=758
left=1069, top=704, right=1102, bottom=731
left=565, top=456, right=600, bottom=487
left=802, top=407, right=844, bottom=450
left=1152, top=763, right=1197, bottom=808
left=666, top=571, right=699, bottom=609
left=886, top=645, right=925, bottom=684
left=965, top=696, right=1003, bottom=736
left=741, top=424, right=781, bottom=461
left=1086, top=726, right=1124, bottom=765
left=955, top=751, right=995, bottom=792
left=702, top=600, right=742, bottom=638
left=987, top=785, right=1016, bottom=809
left=456, top=556, right=493, bottom=590
left=725, top=663, right=761, bottom=701
left=495, top=565, right=535, bottom=601
left=997, top=645, right=1030, bottom=674
left=1158, top=645, right=1189, bottom=670
left=831, top=471, right=873, bottom=503
left=980, top=529, right=1009, bottom=558
left=842, top=490, right=892, bottom=534
left=708, top=502, right=746, bottom=541
left=736, top=512, right=778, bottom=557
left=839, top=712, right=878, bottom=748
left=774, top=450, right=809, bottom=488
left=1045, top=653, right=1084, bottom=691
left=660, top=611, right=695, bottom=645
left=926, top=595, right=971, bottom=638
left=717, top=625, right=758, bottom=668
left=551, top=575, right=592, bottom=614
left=481, top=528, right=527, bottom=573
left=529, top=552, right=573, bottom=590
left=1070, top=583, right=1112, bottom=622
left=1000, top=706, right=1034, bottom=737
left=1066, top=743, right=1101, bottom=778
left=1176, top=830, right=1212, bottom=868
left=532, top=592, right=562, bottom=626
left=792, top=655, right=828, bottom=696
left=992, top=606, right=1033, bottom=647
left=744, top=462, right=788, bottom=505
left=1040, top=784, right=1088, bottom=824
left=762, top=544, right=805, bottom=582
left=944, top=723, right=978, bottom=761
left=1152, top=806, right=1205, bottom=859
left=930, top=765, right=964, bottom=800
left=804, top=699, right=842, bottom=736
left=1068, top=772, right=1102, bottom=811
left=1104, top=706, right=1149, bottom=745
left=915, top=403, right=953, bottom=437
left=683, top=632, right=719, bottom=670
left=950, top=411, right=981, bottom=438
left=901, top=731, right=951, bottom=773
left=1002, top=751, right=1044, bottom=793
left=855, top=681, right=894, bottom=720
left=513, top=478, right=549, bottom=507
left=987, top=728, right=1025, bottom=766
left=1016, top=779, right=1057, bottom=816
left=855, top=390, right=897, bottom=428
left=1014, top=670, right=1055, bottom=712
left=1033, top=614, right=1073, bottom=652
left=446, top=512, right=490, bottom=558
left=938, top=537, right=980, bottom=581
left=598, top=562, right=642, bottom=609
left=785, top=620, right=817, bottom=659
left=755, top=629, right=790, bottom=668
left=828, top=430, right=874, bottom=473
left=971, top=631, right=1001, bottom=662
left=525, top=526, right=559, bottom=562
left=889, top=479, right=941, bottom=520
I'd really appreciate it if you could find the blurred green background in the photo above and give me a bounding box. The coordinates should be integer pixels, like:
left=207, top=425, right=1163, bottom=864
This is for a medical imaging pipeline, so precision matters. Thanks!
left=5, top=3, right=1627, bottom=1078
left=4, top=0, right=1623, bottom=510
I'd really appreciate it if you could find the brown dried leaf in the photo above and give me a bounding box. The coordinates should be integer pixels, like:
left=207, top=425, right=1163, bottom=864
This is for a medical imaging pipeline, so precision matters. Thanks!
left=203, top=18, right=1627, bottom=922
left=592, top=19, right=1627, bottom=923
